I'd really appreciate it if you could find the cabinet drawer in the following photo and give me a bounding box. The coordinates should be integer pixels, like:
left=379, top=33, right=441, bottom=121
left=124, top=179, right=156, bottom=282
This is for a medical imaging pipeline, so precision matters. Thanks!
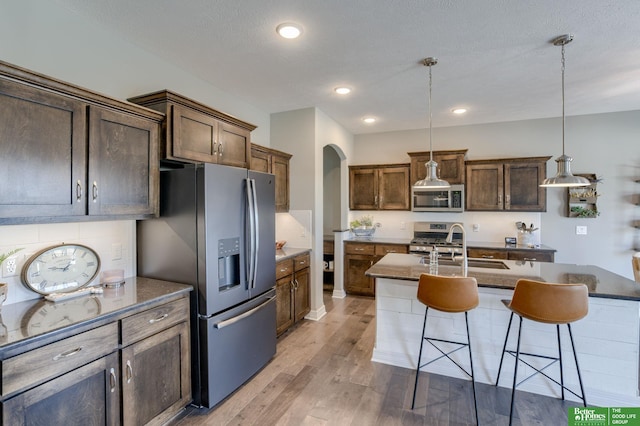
left=507, top=251, right=554, bottom=263
left=121, top=297, right=189, bottom=346
left=2, top=322, right=118, bottom=397
left=467, top=248, right=508, bottom=260
left=276, top=258, right=294, bottom=279
left=345, top=243, right=375, bottom=255
left=375, top=244, right=408, bottom=255
left=294, top=253, right=310, bottom=271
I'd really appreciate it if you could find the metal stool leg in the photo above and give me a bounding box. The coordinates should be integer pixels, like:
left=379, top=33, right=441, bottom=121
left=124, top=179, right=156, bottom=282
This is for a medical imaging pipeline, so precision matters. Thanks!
left=495, top=312, right=515, bottom=386
left=411, top=306, right=429, bottom=409
left=508, top=316, right=523, bottom=426
left=465, top=311, right=479, bottom=425
left=567, top=323, right=588, bottom=407
left=557, top=324, right=565, bottom=400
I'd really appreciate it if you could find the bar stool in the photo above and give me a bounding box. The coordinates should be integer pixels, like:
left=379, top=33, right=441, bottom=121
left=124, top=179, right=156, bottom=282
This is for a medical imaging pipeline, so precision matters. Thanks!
left=411, top=273, right=479, bottom=425
left=632, top=253, right=640, bottom=283
left=495, top=279, right=588, bottom=426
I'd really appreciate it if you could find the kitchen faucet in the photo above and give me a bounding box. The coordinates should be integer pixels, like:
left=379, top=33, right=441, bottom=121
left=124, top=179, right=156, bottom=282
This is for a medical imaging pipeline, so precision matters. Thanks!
left=446, top=223, right=467, bottom=277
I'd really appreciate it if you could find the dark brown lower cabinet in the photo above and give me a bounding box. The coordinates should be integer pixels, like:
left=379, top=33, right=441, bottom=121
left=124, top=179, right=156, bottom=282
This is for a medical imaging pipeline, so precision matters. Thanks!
left=275, top=252, right=311, bottom=336
left=2, top=353, right=120, bottom=426
left=0, top=295, right=191, bottom=426
left=344, top=254, right=377, bottom=296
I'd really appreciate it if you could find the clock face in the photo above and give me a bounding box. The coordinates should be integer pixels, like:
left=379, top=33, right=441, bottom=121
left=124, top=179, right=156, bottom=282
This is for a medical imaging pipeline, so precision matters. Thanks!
left=21, top=244, right=101, bottom=295
left=21, top=297, right=102, bottom=336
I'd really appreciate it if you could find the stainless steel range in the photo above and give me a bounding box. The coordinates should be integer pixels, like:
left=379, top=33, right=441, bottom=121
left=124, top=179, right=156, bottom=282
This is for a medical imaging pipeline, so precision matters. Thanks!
left=409, top=222, right=464, bottom=256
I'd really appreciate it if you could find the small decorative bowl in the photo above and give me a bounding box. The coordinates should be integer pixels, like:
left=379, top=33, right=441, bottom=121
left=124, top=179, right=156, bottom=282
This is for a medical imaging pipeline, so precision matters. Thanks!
left=351, top=226, right=376, bottom=237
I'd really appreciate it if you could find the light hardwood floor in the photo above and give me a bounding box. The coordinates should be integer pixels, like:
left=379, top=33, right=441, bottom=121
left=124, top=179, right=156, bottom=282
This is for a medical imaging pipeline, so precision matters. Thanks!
left=177, top=293, right=574, bottom=425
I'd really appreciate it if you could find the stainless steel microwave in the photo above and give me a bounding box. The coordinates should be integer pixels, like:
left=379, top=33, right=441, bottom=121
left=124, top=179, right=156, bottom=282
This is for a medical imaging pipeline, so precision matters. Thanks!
left=412, top=184, right=464, bottom=212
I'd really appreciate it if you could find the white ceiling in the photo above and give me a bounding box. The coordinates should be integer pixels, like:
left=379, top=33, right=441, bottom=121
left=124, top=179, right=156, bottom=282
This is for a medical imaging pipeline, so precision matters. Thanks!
left=53, top=0, right=640, bottom=134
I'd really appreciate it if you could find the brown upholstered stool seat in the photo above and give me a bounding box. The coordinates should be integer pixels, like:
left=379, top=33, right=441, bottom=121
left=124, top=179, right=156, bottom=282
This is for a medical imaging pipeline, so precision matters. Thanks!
left=412, top=274, right=479, bottom=424
left=632, top=253, right=640, bottom=283
left=496, top=279, right=589, bottom=426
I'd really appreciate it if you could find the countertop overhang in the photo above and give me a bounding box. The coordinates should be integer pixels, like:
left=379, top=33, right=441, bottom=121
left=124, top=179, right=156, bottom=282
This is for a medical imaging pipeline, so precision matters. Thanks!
left=366, top=253, right=639, bottom=301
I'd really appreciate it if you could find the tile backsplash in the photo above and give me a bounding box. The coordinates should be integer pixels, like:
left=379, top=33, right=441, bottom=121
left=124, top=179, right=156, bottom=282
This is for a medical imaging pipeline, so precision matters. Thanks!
left=0, top=220, right=135, bottom=304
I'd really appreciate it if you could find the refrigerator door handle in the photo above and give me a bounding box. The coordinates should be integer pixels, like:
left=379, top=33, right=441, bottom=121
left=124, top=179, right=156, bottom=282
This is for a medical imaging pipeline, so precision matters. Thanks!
left=246, top=178, right=258, bottom=289
left=250, top=177, right=260, bottom=288
left=213, top=296, right=276, bottom=329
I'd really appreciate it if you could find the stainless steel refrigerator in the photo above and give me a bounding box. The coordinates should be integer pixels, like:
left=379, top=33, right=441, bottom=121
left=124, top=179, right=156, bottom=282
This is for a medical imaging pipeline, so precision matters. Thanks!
left=137, top=162, right=276, bottom=408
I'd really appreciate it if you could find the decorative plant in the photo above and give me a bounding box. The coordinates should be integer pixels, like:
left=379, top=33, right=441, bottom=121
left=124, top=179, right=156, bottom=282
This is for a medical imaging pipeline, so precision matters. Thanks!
left=350, top=215, right=374, bottom=229
left=570, top=206, right=600, bottom=218
left=0, top=248, right=23, bottom=265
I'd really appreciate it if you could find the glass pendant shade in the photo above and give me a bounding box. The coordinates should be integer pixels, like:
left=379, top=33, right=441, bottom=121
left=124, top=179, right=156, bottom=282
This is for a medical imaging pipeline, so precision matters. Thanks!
left=541, top=34, right=590, bottom=188
left=413, top=57, right=450, bottom=189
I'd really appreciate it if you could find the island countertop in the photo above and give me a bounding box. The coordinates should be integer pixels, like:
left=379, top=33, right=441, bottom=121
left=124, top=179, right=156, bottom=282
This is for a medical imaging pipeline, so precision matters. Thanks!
left=365, top=253, right=640, bottom=301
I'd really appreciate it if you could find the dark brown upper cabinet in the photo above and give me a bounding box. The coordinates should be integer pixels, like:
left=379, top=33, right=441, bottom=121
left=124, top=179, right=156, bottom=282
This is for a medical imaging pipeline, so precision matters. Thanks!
left=250, top=143, right=292, bottom=213
left=349, top=164, right=410, bottom=210
left=408, top=149, right=468, bottom=185
left=0, top=61, right=162, bottom=224
left=465, top=156, right=551, bottom=211
left=128, top=90, right=256, bottom=168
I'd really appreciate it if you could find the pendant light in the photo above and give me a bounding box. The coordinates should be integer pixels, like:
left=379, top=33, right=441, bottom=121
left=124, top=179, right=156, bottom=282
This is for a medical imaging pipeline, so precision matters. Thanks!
left=540, top=34, right=590, bottom=188
left=413, top=58, right=450, bottom=189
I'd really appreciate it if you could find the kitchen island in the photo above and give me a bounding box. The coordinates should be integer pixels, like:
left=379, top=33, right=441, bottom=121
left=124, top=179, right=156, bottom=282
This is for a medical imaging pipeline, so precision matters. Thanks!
left=366, top=253, right=640, bottom=407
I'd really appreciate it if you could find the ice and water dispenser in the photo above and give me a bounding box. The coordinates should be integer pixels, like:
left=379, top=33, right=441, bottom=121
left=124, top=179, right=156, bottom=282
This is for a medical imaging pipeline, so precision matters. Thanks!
left=217, top=237, right=241, bottom=291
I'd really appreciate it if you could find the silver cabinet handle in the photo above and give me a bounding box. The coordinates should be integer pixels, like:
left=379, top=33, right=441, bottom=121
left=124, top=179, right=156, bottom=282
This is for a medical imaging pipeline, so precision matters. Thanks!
left=218, top=141, right=223, bottom=157
left=149, top=313, right=168, bottom=324
left=355, top=247, right=364, bottom=251
left=299, top=260, right=306, bottom=266
left=53, top=347, right=82, bottom=361
left=76, top=180, right=83, bottom=202
left=279, top=267, right=290, bottom=273
left=481, top=255, right=494, bottom=259
left=498, top=194, right=502, bottom=205
left=126, top=360, right=133, bottom=383
left=212, top=141, right=218, bottom=155
left=109, top=368, right=117, bottom=393
left=505, top=194, right=510, bottom=206
left=92, top=181, right=98, bottom=202
left=523, top=257, right=537, bottom=261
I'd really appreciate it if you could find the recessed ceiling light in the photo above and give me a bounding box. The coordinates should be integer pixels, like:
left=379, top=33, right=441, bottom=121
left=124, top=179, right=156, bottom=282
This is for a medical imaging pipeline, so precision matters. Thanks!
left=276, top=23, right=302, bottom=39
left=335, top=87, right=351, bottom=95
left=363, top=117, right=376, bottom=124
left=452, top=108, right=467, bottom=115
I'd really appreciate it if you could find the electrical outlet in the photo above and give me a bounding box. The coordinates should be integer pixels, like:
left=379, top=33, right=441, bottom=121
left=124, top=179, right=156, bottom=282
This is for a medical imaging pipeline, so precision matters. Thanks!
left=2, top=256, right=19, bottom=277
left=112, top=243, right=122, bottom=261
left=400, top=222, right=406, bottom=230
left=472, top=224, right=480, bottom=232
left=576, top=226, right=588, bottom=235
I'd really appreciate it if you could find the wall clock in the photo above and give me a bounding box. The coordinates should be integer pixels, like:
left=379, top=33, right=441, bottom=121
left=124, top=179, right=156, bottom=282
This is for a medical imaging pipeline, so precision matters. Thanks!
left=21, top=243, right=101, bottom=295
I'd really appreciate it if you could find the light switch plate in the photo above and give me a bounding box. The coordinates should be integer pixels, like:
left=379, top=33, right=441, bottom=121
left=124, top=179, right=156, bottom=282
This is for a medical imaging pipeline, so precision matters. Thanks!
left=576, top=226, right=588, bottom=235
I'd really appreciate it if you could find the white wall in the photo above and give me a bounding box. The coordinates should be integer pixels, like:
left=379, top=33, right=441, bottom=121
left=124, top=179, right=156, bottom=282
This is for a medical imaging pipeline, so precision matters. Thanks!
left=352, top=111, right=640, bottom=279
left=0, top=0, right=272, bottom=303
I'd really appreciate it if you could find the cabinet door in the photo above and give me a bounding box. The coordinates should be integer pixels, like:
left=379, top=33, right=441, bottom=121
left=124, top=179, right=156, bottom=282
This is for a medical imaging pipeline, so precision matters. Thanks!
left=88, top=107, right=159, bottom=217
left=467, top=248, right=508, bottom=260
left=250, top=146, right=271, bottom=172
left=504, top=162, right=547, bottom=211
left=121, top=321, right=191, bottom=426
left=272, top=152, right=290, bottom=212
left=294, top=267, right=310, bottom=322
left=276, top=276, right=294, bottom=336
left=433, top=152, right=466, bottom=184
left=2, top=353, right=120, bottom=426
left=171, top=104, right=219, bottom=163
left=0, top=78, right=87, bottom=220
left=465, top=163, right=504, bottom=211
left=344, top=254, right=375, bottom=296
left=218, top=122, right=250, bottom=168
left=349, top=167, right=378, bottom=210
left=378, top=166, right=410, bottom=210
left=507, top=250, right=554, bottom=262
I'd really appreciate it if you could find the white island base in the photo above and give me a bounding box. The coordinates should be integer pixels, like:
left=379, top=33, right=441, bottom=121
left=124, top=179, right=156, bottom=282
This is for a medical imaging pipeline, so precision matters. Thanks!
left=372, top=277, right=640, bottom=407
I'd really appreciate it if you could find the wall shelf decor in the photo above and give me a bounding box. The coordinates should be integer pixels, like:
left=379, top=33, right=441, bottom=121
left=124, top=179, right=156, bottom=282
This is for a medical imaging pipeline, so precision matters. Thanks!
left=567, top=174, right=600, bottom=218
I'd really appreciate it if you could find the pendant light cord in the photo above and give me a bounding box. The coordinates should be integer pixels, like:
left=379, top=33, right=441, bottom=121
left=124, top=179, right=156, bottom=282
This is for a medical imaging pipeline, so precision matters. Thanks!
left=561, top=42, right=566, bottom=157
left=428, top=63, right=433, bottom=162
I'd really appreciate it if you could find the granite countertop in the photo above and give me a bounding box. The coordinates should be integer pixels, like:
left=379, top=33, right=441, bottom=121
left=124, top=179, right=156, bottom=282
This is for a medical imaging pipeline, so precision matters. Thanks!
left=344, top=237, right=413, bottom=245
left=365, top=253, right=640, bottom=301
left=276, top=246, right=311, bottom=261
left=0, top=277, right=191, bottom=353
